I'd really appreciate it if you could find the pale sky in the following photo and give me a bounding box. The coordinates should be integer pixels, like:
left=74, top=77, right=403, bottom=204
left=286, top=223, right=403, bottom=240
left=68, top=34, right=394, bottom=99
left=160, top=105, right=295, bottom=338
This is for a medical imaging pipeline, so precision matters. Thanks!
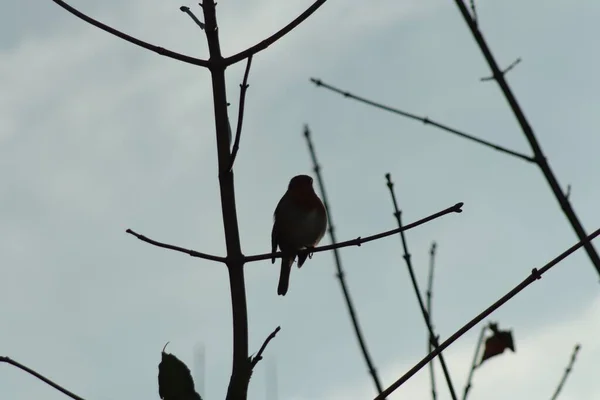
left=1, top=0, right=600, bottom=400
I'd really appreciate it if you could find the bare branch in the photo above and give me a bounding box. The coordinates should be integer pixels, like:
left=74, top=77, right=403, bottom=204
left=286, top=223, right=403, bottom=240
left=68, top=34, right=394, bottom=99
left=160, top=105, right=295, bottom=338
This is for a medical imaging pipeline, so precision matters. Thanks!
left=51, top=0, right=209, bottom=68
left=310, top=78, right=535, bottom=163
left=180, top=6, right=205, bottom=30
left=126, top=229, right=227, bottom=263
left=225, top=0, right=328, bottom=66
left=427, top=241, right=438, bottom=400
left=375, top=227, right=600, bottom=400
left=462, top=324, right=487, bottom=400
left=452, top=0, right=600, bottom=278
left=386, top=173, right=458, bottom=400
left=0, top=356, right=86, bottom=400
left=550, top=343, right=581, bottom=400
left=304, top=125, right=384, bottom=394
left=251, top=326, right=281, bottom=369
left=228, top=55, right=254, bottom=172
left=480, top=58, right=521, bottom=82
left=245, top=202, right=463, bottom=263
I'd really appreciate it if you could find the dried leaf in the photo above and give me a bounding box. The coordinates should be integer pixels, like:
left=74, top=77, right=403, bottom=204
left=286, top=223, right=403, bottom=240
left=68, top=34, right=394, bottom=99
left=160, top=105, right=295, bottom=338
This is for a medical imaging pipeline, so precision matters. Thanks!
left=158, top=343, right=203, bottom=400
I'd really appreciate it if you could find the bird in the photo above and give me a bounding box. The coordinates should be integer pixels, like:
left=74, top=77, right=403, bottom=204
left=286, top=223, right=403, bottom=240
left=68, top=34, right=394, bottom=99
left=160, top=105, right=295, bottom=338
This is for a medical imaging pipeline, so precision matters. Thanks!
left=271, top=175, right=328, bottom=296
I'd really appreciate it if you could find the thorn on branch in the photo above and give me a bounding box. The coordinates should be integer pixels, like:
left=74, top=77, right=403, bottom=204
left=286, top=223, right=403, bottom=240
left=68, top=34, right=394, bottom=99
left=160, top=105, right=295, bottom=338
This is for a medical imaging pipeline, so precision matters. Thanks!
left=480, top=58, right=522, bottom=82
left=470, top=0, right=478, bottom=25
left=565, top=184, right=571, bottom=200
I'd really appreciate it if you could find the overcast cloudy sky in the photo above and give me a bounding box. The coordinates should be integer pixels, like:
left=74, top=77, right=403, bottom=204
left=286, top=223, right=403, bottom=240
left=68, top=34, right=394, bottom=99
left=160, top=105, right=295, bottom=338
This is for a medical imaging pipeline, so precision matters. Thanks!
left=2, top=0, right=600, bottom=399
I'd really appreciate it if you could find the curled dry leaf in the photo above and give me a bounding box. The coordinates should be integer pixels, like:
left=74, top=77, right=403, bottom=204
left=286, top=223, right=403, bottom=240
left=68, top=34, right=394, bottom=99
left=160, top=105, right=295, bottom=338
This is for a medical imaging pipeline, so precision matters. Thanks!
left=158, top=343, right=202, bottom=400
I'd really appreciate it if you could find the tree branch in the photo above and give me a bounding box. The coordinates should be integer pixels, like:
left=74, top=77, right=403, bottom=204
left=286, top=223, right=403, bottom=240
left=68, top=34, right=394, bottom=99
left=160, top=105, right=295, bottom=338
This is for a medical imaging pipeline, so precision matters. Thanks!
left=245, top=202, right=463, bottom=263
left=452, top=0, right=600, bottom=279
left=227, top=55, right=253, bottom=172
left=461, top=324, right=487, bottom=400
left=386, top=173, right=458, bottom=400
left=310, top=78, right=534, bottom=163
left=125, top=229, right=226, bottom=263
left=250, top=326, right=281, bottom=369
left=201, top=1, right=249, bottom=399
left=51, top=0, right=209, bottom=68
left=0, top=356, right=86, bottom=400
left=225, top=0, right=329, bottom=66
left=180, top=6, right=205, bottom=30
left=427, top=241, right=438, bottom=400
left=550, top=343, right=581, bottom=400
left=304, top=125, right=384, bottom=394
left=374, top=226, right=600, bottom=400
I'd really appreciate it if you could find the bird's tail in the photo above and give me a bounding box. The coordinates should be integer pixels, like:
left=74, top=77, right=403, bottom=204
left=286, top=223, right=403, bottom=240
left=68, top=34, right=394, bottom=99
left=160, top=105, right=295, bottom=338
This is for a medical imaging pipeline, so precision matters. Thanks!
left=277, top=256, right=294, bottom=296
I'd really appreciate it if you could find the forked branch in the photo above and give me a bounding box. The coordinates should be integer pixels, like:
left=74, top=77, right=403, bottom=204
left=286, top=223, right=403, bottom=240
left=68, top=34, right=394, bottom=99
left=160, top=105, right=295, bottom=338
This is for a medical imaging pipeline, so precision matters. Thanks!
left=374, top=226, right=600, bottom=400
left=250, top=326, right=281, bottom=369
left=228, top=55, right=254, bottom=171
left=51, top=0, right=209, bottom=67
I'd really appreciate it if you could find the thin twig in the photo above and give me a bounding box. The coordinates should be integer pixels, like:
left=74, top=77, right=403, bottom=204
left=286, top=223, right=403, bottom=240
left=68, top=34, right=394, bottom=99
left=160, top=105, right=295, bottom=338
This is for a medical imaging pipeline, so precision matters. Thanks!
left=310, top=78, right=534, bottom=163
left=386, top=174, right=458, bottom=400
left=469, top=0, right=478, bottom=25
left=480, top=58, right=521, bottom=82
left=245, top=202, right=463, bottom=263
left=374, top=226, right=600, bottom=400
left=304, top=125, right=384, bottom=394
left=225, top=0, right=328, bottom=65
left=228, top=55, right=253, bottom=172
left=550, top=343, right=581, bottom=400
left=0, top=356, right=86, bottom=400
left=51, top=0, right=209, bottom=67
left=452, top=0, right=600, bottom=278
left=426, top=241, right=438, bottom=400
left=180, top=6, right=205, bottom=30
left=251, top=326, right=281, bottom=369
left=462, top=324, right=487, bottom=400
left=126, top=229, right=227, bottom=263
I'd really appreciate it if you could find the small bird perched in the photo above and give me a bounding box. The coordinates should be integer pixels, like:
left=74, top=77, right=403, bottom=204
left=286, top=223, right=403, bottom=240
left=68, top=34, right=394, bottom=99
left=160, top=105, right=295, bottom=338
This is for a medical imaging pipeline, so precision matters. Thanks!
left=271, top=175, right=328, bottom=296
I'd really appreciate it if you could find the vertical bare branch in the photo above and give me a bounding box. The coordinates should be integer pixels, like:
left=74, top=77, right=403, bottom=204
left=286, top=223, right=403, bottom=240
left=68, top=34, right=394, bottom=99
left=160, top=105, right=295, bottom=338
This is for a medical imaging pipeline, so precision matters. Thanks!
left=462, top=324, right=487, bottom=400
left=303, top=125, right=384, bottom=394
left=426, top=242, right=438, bottom=400
left=200, top=1, right=249, bottom=398
left=452, top=0, right=600, bottom=279
left=375, top=227, right=600, bottom=400
left=228, top=55, right=254, bottom=171
left=385, top=174, right=458, bottom=400
left=550, top=344, right=581, bottom=400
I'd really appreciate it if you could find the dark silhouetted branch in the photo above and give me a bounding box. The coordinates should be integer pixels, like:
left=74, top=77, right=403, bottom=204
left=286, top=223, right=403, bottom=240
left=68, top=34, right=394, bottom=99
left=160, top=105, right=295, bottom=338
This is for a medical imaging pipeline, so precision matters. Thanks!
left=550, top=343, right=581, bottom=400
left=225, top=0, right=328, bottom=65
left=245, top=202, right=463, bottom=263
left=427, top=241, right=438, bottom=400
left=374, top=226, right=600, bottom=400
left=126, top=229, right=226, bottom=263
left=310, top=78, right=534, bottom=163
left=0, top=356, right=86, bottom=400
left=462, top=324, right=487, bottom=400
left=201, top=1, right=249, bottom=399
left=228, top=55, right=253, bottom=172
left=303, top=125, right=384, bottom=395
left=452, top=0, right=600, bottom=279
left=251, top=326, right=281, bottom=369
left=51, top=0, right=209, bottom=67
left=180, top=6, right=205, bottom=30
left=386, top=173, right=458, bottom=400
left=480, top=58, right=521, bottom=82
